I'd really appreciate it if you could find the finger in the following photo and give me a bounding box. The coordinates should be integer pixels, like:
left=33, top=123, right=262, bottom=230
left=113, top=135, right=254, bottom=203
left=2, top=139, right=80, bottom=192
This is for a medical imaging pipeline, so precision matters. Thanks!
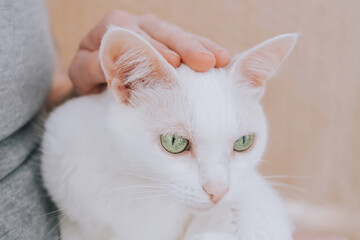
left=191, top=34, right=231, bottom=68
left=69, top=10, right=135, bottom=94
left=69, top=49, right=106, bottom=94
left=80, top=10, right=137, bottom=51
left=71, top=29, right=180, bottom=94
left=132, top=29, right=181, bottom=67
left=151, top=40, right=181, bottom=68
left=76, top=10, right=180, bottom=92
left=139, top=15, right=216, bottom=72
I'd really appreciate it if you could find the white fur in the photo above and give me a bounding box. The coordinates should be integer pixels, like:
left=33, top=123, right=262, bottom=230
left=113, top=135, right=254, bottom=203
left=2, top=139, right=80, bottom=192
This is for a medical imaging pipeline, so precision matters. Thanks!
left=42, top=27, right=297, bottom=240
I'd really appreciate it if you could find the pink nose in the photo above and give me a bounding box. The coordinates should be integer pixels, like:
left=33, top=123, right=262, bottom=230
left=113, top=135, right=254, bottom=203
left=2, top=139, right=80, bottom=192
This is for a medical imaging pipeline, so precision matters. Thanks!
left=203, top=182, right=229, bottom=204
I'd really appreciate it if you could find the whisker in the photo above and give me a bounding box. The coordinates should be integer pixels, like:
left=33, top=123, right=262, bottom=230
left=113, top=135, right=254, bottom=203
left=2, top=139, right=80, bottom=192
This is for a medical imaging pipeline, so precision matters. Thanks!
left=100, top=168, right=168, bottom=183
left=37, top=184, right=171, bottom=218
left=47, top=213, right=68, bottom=240
left=57, top=194, right=171, bottom=240
left=109, top=194, right=171, bottom=206
left=267, top=181, right=325, bottom=203
left=263, top=173, right=341, bottom=180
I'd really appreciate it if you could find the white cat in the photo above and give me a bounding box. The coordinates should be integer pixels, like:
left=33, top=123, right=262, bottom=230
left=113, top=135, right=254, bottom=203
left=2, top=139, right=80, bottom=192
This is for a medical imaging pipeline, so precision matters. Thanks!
left=41, top=26, right=297, bottom=240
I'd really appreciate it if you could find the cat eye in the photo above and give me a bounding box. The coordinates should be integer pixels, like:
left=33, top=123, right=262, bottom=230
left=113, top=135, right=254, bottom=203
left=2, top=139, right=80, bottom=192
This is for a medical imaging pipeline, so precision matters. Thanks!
left=233, top=134, right=254, bottom=152
left=160, top=134, right=189, bottom=154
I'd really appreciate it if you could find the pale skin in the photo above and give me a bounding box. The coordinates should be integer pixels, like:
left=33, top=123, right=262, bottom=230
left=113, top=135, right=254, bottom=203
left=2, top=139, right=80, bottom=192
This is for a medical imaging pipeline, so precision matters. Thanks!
left=47, top=11, right=347, bottom=240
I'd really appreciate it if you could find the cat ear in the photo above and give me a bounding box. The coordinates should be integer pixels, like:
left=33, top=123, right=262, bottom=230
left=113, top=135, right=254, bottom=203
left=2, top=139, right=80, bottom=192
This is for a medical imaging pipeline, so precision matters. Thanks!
left=99, top=26, right=176, bottom=104
left=230, top=33, right=298, bottom=98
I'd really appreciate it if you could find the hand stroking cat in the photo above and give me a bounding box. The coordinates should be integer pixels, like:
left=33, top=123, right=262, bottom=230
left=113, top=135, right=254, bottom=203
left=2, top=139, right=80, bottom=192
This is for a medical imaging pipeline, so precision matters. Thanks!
left=42, top=26, right=298, bottom=240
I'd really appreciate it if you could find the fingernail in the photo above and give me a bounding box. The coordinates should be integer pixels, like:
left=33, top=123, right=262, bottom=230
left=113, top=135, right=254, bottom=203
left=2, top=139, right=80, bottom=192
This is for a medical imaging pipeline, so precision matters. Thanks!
left=213, top=48, right=231, bottom=67
left=197, top=50, right=214, bottom=56
left=214, top=47, right=228, bottom=52
left=164, top=49, right=180, bottom=58
left=214, top=47, right=230, bottom=56
left=164, top=49, right=181, bottom=67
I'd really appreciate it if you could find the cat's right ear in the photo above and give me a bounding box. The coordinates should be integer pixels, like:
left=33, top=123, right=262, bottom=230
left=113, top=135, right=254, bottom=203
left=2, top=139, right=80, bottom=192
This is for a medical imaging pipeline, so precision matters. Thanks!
left=229, top=33, right=298, bottom=99
left=99, top=26, right=176, bottom=104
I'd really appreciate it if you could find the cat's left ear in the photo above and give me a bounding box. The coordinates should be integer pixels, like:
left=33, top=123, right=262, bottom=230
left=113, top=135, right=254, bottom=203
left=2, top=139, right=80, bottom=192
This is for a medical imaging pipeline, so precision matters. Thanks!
left=99, top=26, right=176, bottom=104
left=229, top=33, right=298, bottom=98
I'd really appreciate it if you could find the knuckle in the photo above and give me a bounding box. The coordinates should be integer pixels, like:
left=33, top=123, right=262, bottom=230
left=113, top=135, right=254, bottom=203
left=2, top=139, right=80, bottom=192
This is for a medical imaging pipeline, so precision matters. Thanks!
left=183, top=38, right=199, bottom=52
left=153, top=20, right=172, bottom=38
left=106, top=10, right=130, bottom=22
left=142, top=14, right=157, bottom=21
left=183, top=45, right=196, bottom=55
left=206, top=39, right=219, bottom=48
left=108, top=10, right=126, bottom=18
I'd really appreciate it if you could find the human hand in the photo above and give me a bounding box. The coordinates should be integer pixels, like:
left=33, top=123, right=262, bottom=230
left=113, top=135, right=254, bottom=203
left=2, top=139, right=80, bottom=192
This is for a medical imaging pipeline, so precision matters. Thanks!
left=69, top=10, right=231, bottom=94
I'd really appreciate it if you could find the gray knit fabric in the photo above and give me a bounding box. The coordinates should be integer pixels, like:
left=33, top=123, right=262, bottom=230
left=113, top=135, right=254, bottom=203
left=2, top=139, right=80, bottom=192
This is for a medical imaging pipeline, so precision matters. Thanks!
left=0, top=0, right=59, bottom=239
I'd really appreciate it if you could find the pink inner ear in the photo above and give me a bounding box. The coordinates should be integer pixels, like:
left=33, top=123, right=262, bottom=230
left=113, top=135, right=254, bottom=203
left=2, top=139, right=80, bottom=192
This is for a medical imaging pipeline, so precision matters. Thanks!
left=241, top=66, right=265, bottom=88
left=100, top=27, right=175, bottom=104
left=236, top=34, right=298, bottom=88
left=109, top=47, right=152, bottom=104
left=241, top=49, right=282, bottom=87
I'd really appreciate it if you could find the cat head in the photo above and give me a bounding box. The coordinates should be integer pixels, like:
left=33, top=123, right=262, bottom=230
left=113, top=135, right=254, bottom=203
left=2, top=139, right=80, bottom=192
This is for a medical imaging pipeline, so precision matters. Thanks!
left=99, top=26, right=297, bottom=210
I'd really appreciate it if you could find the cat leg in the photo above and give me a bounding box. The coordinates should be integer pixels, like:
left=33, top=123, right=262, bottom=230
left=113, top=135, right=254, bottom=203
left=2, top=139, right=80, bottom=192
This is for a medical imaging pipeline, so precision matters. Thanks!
left=184, top=204, right=291, bottom=240
left=228, top=182, right=293, bottom=240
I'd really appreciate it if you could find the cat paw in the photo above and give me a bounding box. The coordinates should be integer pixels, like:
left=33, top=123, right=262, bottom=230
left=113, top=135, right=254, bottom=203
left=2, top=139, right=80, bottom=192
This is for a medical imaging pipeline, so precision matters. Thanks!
left=186, top=232, right=238, bottom=240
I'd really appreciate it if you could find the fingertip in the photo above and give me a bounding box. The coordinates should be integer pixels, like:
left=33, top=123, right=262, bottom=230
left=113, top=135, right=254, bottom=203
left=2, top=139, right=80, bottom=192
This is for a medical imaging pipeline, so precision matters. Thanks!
left=186, top=51, right=216, bottom=72
left=163, top=49, right=181, bottom=67
left=213, top=48, right=231, bottom=67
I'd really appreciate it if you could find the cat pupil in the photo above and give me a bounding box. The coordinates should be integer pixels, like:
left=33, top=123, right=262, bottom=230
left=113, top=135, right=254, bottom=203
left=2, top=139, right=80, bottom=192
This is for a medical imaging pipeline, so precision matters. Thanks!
left=242, top=136, right=246, bottom=144
left=172, top=136, right=175, bottom=145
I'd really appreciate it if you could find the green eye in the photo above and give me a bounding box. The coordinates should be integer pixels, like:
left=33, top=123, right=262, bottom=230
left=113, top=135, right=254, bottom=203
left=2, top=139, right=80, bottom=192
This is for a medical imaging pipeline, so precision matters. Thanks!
left=233, top=134, right=254, bottom=152
left=160, top=134, right=189, bottom=154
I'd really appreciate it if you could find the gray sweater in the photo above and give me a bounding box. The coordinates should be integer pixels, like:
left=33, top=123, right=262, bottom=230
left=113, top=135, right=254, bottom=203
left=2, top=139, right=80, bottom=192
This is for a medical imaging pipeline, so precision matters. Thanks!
left=0, top=0, right=58, bottom=239
left=0, top=0, right=53, bottom=179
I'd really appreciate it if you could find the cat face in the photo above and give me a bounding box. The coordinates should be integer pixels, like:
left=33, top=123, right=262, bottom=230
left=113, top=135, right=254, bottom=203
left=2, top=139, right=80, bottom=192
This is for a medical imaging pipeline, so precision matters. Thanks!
left=100, top=26, right=297, bottom=210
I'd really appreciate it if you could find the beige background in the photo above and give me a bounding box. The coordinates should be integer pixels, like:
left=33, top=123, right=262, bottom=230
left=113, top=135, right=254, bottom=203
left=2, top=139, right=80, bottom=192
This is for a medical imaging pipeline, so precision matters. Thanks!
left=46, top=0, right=360, bottom=239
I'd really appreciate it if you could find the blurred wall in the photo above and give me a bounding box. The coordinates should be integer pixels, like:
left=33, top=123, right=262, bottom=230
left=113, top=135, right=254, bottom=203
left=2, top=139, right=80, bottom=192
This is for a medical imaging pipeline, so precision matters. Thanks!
left=46, top=0, right=360, bottom=239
